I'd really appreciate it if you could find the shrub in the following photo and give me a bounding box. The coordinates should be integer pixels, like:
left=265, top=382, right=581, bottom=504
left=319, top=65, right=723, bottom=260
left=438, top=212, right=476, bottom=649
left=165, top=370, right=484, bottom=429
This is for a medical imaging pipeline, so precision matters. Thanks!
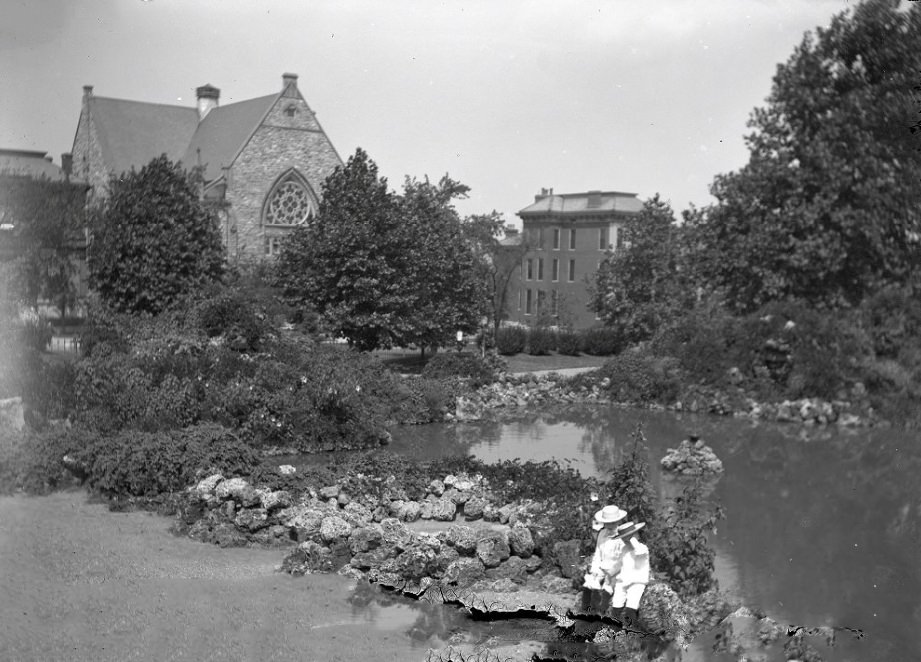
left=20, top=314, right=52, bottom=352
left=581, top=327, right=622, bottom=356
left=557, top=330, right=582, bottom=356
left=526, top=327, right=557, bottom=356
left=79, top=424, right=261, bottom=497
left=421, top=351, right=498, bottom=387
left=495, top=326, right=527, bottom=355
left=596, top=351, right=683, bottom=403
left=192, top=288, right=269, bottom=352
left=0, top=427, right=97, bottom=494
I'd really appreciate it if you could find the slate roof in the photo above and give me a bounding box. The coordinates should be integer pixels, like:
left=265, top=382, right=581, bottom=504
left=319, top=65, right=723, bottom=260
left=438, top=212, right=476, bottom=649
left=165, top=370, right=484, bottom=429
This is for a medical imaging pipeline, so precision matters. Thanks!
left=0, top=149, right=69, bottom=181
left=87, top=92, right=279, bottom=183
left=518, top=191, right=643, bottom=217
left=89, top=97, right=199, bottom=177
left=182, top=94, right=276, bottom=181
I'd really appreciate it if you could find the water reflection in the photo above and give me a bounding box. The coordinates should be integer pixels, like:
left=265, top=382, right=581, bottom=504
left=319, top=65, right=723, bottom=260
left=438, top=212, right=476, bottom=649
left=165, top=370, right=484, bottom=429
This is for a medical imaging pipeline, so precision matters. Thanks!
left=387, top=407, right=921, bottom=660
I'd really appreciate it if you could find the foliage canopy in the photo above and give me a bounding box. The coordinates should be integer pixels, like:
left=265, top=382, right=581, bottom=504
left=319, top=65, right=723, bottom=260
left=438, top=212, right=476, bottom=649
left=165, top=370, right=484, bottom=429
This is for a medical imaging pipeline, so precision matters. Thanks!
left=88, top=156, right=224, bottom=315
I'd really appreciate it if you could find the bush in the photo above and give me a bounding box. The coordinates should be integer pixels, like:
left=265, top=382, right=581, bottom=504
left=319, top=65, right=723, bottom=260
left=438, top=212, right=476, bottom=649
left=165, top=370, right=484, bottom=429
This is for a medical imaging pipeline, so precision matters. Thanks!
left=192, top=288, right=270, bottom=352
left=526, top=327, right=557, bottom=355
left=421, top=351, right=498, bottom=387
left=0, top=427, right=96, bottom=494
left=581, top=327, right=622, bottom=356
left=596, top=351, right=683, bottom=403
left=557, top=330, right=582, bottom=356
left=495, top=326, right=527, bottom=355
left=20, top=314, right=52, bottom=352
left=79, top=424, right=261, bottom=497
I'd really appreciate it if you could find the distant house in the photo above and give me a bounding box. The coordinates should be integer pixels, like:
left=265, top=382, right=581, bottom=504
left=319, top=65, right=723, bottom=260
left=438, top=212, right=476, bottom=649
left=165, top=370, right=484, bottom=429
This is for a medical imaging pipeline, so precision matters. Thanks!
left=506, top=188, right=643, bottom=329
left=70, top=73, right=343, bottom=261
left=0, top=148, right=89, bottom=316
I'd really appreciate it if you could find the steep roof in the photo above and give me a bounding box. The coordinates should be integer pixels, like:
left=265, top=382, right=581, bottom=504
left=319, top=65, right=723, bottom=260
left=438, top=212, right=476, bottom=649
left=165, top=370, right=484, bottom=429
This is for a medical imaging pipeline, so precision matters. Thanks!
left=88, top=97, right=199, bottom=177
left=518, top=190, right=643, bottom=217
left=0, top=149, right=69, bottom=181
left=181, top=94, right=276, bottom=181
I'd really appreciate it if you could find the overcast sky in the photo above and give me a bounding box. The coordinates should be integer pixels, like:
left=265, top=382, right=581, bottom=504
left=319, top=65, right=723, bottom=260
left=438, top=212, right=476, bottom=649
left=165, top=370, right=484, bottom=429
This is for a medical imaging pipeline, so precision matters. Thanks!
left=1, top=0, right=849, bottom=225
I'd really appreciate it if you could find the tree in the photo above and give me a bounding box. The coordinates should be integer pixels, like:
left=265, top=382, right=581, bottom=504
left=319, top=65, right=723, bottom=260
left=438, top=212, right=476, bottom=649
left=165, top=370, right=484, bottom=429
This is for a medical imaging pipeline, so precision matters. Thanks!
left=0, top=175, right=86, bottom=316
left=588, top=194, right=692, bottom=344
left=277, top=148, right=485, bottom=352
left=462, top=212, right=531, bottom=341
left=88, top=156, right=224, bottom=315
left=687, top=0, right=921, bottom=311
left=276, top=148, right=402, bottom=351
left=397, top=175, right=486, bottom=352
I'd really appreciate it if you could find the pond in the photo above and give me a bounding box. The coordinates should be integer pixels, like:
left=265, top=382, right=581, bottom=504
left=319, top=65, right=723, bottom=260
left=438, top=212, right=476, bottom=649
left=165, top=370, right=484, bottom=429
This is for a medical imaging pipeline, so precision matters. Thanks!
left=377, top=405, right=921, bottom=661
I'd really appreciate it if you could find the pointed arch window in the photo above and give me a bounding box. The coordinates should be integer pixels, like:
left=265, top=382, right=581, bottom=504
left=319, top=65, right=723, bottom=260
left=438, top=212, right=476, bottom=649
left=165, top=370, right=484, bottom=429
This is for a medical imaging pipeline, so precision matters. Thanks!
left=263, top=170, right=317, bottom=227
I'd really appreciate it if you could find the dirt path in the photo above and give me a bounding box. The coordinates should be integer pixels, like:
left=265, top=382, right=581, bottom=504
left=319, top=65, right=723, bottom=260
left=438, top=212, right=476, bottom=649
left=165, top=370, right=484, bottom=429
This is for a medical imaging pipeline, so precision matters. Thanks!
left=0, top=490, right=433, bottom=662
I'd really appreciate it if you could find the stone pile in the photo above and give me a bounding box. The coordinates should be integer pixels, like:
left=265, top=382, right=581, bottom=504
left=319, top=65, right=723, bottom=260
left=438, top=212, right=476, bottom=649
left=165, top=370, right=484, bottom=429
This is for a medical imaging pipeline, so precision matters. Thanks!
left=453, top=373, right=607, bottom=421
left=660, top=438, right=724, bottom=476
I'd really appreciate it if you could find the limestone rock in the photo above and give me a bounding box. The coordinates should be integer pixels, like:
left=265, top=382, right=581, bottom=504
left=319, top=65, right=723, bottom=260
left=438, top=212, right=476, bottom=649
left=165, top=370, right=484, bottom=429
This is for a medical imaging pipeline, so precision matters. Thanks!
left=508, top=524, right=535, bottom=559
left=428, top=478, right=445, bottom=496
left=319, top=485, right=340, bottom=500
left=234, top=507, right=269, bottom=532
left=341, top=501, right=373, bottom=528
left=442, top=557, right=486, bottom=587
left=319, top=515, right=352, bottom=543
left=258, top=489, right=292, bottom=512
left=445, top=524, right=478, bottom=555
left=432, top=498, right=457, bottom=522
left=214, top=477, right=255, bottom=503
left=497, top=504, right=516, bottom=524
left=348, top=524, right=384, bottom=554
left=380, top=518, right=413, bottom=553
left=484, top=555, right=533, bottom=584
left=462, top=495, right=486, bottom=520
left=552, top=539, right=583, bottom=579
left=278, top=464, right=296, bottom=475
left=193, top=473, right=224, bottom=498
left=398, top=500, right=422, bottom=522
left=476, top=530, right=511, bottom=568
left=660, top=438, right=724, bottom=475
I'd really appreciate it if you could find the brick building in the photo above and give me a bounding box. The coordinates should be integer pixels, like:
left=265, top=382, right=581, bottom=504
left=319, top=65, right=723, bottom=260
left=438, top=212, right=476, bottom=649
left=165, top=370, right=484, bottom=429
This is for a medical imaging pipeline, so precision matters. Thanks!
left=505, top=188, right=643, bottom=329
left=70, top=73, right=343, bottom=260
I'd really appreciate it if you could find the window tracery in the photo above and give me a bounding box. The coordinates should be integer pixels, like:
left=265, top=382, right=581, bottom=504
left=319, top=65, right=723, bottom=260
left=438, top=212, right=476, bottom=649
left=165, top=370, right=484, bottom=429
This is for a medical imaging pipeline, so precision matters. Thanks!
left=263, top=173, right=316, bottom=226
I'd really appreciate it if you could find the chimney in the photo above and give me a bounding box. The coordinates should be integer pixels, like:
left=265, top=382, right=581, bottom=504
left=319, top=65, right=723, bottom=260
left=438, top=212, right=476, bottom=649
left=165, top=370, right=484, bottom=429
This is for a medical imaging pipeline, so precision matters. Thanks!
left=587, top=190, right=602, bottom=209
left=282, top=72, right=298, bottom=90
left=504, top=224, right=520, bottom=238
left=83, top=85, right=93, bottom=101
left=196, top=84, right=220, bottom=120
left=535, top=187, right=555, bottom=203
left=61, top=153, right=73, bottom=176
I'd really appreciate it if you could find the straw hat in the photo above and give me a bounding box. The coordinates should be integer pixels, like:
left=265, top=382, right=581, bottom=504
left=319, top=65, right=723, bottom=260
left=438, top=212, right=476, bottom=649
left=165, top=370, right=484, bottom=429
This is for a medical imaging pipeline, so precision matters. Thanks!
left=613, top=521, right=646, bottom=540
left=592, top=505, right=627, bottom=530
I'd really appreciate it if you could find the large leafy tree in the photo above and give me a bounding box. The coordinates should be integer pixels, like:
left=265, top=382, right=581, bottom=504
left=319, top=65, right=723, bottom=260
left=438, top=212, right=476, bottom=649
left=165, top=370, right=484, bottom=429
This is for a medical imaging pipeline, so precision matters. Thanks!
left=687, top=0, right=921, bottom=311
left=588, top=194, right=692, bottom=343
left=277, top=148, right=403, bottom=351
left=0, top=175, right=86, bottom=316
left=277, top=148, right=486, bottom=352
left=88, top=156, right=224, bottom=315
left=398, top=175, right=486, bottom=351
left=462, top=211, right=532, bottom=340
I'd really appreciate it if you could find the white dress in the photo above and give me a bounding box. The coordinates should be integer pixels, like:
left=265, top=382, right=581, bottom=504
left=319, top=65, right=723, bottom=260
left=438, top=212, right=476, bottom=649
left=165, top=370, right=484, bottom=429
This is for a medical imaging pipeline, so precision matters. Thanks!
left=611, top=538, right=650, bottom=609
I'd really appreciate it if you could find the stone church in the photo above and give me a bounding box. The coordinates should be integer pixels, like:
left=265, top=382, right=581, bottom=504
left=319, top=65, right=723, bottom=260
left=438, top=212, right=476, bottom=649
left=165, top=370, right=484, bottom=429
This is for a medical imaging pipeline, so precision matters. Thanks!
left=70, top=73, right=343, bottom=260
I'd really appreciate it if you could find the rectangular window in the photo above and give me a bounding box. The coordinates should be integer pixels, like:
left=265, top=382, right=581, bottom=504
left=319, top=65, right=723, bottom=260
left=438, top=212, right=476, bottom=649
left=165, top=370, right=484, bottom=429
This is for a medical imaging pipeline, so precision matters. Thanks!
left=537, top=227, right=544, bottom=249
left=615, top=226, right=625, bottom=249
left=537, top=258, right=544, bottom=281
left=552, top=258, right=559, bottom=282
left=265, top=235, right=283, bottom=256
left=537, top=290, right=546, bottom=314
left=568, top=259, right=576, bottom=282
left=569, top=228, right=576, bottom=250
left=517, top=289, right=522, bottom=311
left=553, top=228, right=560, bottom=250
left=551, top=290, right=559, bottom=316
left=599, top=227, right=608, bottom=250
left=525, top=289, right=533, bottom=314
left=526, top=258, right=533, bottom=280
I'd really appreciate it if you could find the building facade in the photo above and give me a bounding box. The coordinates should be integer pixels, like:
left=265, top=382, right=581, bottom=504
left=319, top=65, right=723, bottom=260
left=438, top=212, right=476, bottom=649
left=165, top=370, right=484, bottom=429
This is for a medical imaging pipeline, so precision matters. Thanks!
left=505, top=188, right=642, bottom=329
left=70, top=73, right=343, bottom=261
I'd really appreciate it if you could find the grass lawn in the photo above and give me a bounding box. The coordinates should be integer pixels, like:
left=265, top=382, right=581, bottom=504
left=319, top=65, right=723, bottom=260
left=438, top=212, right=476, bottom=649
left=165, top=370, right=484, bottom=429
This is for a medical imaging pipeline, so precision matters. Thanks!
left=373, top=347, right=608, bottom=375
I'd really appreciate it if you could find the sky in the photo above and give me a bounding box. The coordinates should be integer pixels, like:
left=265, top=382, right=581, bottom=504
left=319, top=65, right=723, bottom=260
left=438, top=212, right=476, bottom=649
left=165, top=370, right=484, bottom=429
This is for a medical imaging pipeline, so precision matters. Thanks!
left=0, top=0, right=851, bottom=227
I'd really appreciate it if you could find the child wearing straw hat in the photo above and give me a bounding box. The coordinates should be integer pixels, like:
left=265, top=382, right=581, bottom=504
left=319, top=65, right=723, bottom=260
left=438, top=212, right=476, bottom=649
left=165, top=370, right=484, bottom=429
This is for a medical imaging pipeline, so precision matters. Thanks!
left=580, top=504, right=628, bottom=613
left=609, top=521, right=649, bottom=626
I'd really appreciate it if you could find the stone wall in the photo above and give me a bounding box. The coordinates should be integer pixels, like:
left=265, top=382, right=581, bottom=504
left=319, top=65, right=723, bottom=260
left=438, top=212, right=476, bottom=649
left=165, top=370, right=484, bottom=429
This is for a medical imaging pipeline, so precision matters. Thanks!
left=225, top=91, right=342, bottom=260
